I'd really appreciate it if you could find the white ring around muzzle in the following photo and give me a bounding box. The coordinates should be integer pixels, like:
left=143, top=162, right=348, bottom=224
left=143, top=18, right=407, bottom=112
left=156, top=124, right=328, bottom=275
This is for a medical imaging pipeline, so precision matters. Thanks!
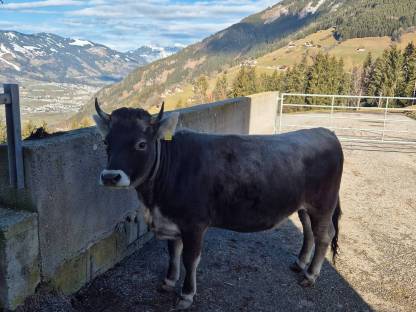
left=99, top=169, right=131, bottom=187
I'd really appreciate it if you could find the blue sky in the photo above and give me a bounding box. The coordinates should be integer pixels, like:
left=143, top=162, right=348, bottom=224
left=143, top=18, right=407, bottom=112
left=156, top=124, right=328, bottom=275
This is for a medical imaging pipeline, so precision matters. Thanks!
left=0, top=0, right=278, bottom=51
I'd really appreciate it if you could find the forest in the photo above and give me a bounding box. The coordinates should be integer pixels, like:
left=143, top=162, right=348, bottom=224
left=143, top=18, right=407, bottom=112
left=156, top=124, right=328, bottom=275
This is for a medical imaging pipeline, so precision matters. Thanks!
left=198, top=42, right=416, bottom=108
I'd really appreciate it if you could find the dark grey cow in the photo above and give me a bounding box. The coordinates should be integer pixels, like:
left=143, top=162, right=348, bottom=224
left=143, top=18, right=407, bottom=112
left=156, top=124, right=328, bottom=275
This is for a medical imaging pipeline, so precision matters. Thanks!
left=93, top=100, right=343, bottom=310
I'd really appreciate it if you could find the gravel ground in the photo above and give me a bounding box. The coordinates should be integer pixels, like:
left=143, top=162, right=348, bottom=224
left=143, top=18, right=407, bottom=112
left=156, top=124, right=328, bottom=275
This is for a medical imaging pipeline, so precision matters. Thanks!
left=17, top=113, right=416, bottom=312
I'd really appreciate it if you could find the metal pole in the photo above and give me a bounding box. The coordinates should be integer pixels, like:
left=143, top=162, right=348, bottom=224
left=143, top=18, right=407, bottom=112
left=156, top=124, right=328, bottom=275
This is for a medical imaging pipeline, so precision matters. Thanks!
left=3, top=84, right=24, bottom=189
left=378, top=94, right=383, bottom=108
left=382, top=98, right=389, bottom=142
left=273, top=92, right=280, bottom=135
left=330, top=95, right=335, bottom=129
left=278, top=93, right=284, bottom=133
left=413, top=80, right=416, bottom=105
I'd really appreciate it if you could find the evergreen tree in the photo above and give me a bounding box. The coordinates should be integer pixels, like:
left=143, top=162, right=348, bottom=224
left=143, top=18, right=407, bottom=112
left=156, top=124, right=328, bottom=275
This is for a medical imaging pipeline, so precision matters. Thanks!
left=367, top=56, right=385, bottom=101
left=305, top=53, right=331, bottom=104
left=230, top=66, right=257, bottom=97
left=213, top=73, right=229, bottom=101
left=401, top=42, right=416, bottom=99
left=193, top=75, right=209, bottom=103
left=361, top=52, right=375, bottom=97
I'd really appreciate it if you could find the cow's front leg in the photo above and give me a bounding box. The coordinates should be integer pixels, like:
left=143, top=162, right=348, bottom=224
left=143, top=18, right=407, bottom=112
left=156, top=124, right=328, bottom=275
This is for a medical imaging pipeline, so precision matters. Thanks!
left=160, top=239, right=183, bottom=292
left=176, top=227, right=206, bottom=310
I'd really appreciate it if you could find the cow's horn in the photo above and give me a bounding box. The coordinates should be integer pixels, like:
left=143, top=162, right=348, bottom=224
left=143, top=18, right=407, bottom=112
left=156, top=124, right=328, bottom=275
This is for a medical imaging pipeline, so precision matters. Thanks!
left=156, top=101, right=164, bottom=122
left=95, top=98, right=110, bottom=121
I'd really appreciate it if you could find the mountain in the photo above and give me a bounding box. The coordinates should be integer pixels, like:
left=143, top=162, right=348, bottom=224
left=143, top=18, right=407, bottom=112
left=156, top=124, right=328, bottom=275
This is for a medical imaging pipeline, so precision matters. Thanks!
left=71, top=0, right=416, bottom=122
left=0, top=31, right=145, bottom=85
left=127, top=45, right=182, bottom=63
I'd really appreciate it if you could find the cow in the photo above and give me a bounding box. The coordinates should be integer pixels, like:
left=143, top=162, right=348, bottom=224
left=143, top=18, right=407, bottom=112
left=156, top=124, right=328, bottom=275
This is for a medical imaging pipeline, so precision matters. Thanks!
left=93, top=99, right=343, bottom=310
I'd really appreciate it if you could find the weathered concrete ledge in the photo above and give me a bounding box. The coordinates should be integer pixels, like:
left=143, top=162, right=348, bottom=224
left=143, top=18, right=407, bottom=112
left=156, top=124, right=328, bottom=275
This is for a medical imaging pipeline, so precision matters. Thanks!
left=0, top=207, right=40, bottom=311
left=0, top=92, right=279, bottom=310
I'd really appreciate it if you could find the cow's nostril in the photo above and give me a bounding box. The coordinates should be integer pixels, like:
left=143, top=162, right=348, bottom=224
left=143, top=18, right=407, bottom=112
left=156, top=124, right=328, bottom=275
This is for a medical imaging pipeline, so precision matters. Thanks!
left=112, top=174, right=121, bottom=183
left=101, top=172, right=122, bottom=185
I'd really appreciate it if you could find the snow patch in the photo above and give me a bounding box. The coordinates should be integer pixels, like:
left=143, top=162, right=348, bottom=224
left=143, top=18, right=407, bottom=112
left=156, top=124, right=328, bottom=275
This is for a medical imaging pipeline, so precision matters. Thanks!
left=300, top=0, right=326, bottom=18
left=5, top=32, right=17, bottom=40
left=23, top=46, right=38, bottom=51
left=22, top=45, right=45, bottom=56
left=0, top=43, right=22, bottom=70
left=69, top=39, right=93, bottom=47
left=0, top=44, right=16, bottom=58
left=11, top=43, right=28, bottom=54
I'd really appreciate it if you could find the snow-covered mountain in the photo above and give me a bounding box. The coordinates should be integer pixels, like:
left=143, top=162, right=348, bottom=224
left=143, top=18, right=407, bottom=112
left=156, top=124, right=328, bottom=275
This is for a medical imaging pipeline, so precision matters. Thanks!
left=0, top=30, right=146, bottom=85
left=127, top=45, right=182, bottom=63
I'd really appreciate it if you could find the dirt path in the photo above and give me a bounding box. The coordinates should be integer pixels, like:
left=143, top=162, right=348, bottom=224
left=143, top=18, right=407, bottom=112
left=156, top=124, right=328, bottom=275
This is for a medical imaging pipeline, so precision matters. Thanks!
left=18, top=113, right=416, bottom=312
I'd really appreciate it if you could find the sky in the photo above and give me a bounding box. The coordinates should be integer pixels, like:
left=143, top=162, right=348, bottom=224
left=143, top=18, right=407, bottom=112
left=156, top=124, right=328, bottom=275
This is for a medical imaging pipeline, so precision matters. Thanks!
left=0, top=0, right=278, bottom=51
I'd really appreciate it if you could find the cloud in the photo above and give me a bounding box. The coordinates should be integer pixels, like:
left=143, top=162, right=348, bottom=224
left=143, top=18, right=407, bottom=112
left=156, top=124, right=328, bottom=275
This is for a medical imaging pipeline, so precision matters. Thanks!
left=2, top=0, right=83, bottom=10
left=1, top=0, right=279, bottom=51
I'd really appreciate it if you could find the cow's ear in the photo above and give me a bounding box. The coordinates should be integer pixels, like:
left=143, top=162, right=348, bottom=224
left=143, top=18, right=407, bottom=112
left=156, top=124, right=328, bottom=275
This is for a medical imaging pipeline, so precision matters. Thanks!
left=93, top=114, right=110, bottom=138
left=156, top=112, right=179, bottom=140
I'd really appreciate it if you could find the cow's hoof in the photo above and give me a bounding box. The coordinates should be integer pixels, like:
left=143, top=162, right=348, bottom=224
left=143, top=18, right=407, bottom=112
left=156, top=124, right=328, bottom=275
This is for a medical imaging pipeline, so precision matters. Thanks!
left=299, top=272, right=316, bottom=287
left=158, top=279, right=177, bottom=293
left=175, top=298, right=193, bottom=310
left=157, top=283, right=175, bottom=293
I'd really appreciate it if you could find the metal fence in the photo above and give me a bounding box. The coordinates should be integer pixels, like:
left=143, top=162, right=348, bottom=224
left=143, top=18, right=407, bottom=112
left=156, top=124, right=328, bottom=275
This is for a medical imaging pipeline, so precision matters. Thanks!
left=277, top=93, right=416, bottom=149
left=1, top=84, right=24, bottom=189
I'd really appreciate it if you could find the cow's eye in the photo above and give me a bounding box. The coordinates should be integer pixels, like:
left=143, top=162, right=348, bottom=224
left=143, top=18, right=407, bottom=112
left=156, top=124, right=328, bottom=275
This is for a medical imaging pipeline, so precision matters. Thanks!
left=135, top=140, right=147, bottom=150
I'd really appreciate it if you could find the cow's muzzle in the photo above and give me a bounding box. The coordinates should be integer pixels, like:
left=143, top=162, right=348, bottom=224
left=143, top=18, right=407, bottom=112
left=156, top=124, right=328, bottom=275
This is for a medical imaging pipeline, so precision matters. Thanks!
left=99, top=169, right=131, bottom=187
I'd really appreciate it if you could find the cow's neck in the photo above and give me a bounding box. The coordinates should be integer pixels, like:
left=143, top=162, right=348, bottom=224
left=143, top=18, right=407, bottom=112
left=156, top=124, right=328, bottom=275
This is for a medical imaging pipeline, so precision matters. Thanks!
left=136, top=139, right=173, bottom=208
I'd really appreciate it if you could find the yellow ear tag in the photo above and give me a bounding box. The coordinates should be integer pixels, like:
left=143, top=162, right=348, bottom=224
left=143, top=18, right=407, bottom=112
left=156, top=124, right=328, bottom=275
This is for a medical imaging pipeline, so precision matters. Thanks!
left=164, top=132, right=173, bottom=141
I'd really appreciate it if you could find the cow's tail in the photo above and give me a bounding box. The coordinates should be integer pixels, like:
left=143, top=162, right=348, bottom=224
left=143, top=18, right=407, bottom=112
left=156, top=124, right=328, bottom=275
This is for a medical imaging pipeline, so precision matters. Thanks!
left=331, top=196, right=341, bottom=264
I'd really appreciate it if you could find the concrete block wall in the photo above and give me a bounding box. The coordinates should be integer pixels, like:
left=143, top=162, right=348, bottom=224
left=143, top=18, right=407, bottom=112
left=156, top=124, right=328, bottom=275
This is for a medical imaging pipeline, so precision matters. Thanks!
left=0, top=207, right=39, bottom=311
left=0, top=92, right=279, bottom=310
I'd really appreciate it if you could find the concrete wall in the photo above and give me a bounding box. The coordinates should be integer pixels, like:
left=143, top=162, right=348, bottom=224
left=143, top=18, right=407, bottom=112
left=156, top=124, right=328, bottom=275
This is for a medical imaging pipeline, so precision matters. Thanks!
left=0, top=92, right=279, bottom=309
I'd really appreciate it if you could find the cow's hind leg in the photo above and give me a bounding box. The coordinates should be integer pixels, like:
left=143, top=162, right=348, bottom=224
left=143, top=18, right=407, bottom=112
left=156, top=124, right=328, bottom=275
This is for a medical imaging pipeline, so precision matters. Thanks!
left=160, top=239, right=183, bottom=293
left=290, top=209, right=314, bottom=273
left=300, top=210, right=335, bottom=287
left=176, top=227, right=206, bottom=310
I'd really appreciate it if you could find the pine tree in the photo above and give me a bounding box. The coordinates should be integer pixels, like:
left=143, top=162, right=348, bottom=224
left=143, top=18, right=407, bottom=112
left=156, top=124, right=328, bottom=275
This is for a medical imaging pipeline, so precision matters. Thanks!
left=401, top=42, right=416, bottom=100
left=193, top=75, right=209, bottom=103
left=230, top=66, right=257, bottom=97
left=367, top=56, right=385, bottom=101
left=385, top=46, right=404, bottom=101
left=361, top=52, right=375, bottom=97
left=305, top=52, right=331, bottom=104
left=213, top=73, right=229, bottom=101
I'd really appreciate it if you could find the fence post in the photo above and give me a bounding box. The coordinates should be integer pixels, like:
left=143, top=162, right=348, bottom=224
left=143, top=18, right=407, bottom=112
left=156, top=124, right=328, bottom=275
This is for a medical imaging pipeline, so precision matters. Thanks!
left=381, top=98, right=389, bottom=142
left=330, top=95, right=335, bottom=128
left=273, top=92, right=280, bottom=135
left=278, top=93, right=284, bottom=133
left=2, top=84, right=24, bottom=189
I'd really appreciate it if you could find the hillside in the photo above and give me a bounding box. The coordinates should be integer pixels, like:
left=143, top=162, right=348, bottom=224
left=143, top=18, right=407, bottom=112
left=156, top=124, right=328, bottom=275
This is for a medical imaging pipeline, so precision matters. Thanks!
left=73, top=0, right=416, bottom=122
left=160, top=28, right=416, bottom=109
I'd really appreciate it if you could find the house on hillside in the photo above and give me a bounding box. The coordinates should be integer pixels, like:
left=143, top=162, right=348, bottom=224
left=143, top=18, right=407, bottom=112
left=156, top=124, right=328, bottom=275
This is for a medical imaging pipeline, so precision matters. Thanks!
left=287, top=42, right=296, bottom=48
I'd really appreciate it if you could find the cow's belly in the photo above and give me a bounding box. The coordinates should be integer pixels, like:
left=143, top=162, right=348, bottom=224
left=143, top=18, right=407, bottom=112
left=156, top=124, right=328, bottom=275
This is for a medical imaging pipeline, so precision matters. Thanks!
left=214, top=216, right=288, bottom=233
left=144, top=206, right=181, bottom=240
left=212, top=201, right=297, bottom=233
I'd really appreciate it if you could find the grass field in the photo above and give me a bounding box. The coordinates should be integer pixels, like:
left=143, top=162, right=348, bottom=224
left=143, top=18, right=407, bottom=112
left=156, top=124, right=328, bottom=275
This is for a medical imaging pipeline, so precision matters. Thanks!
left=164, top=29, right=416, bottom=110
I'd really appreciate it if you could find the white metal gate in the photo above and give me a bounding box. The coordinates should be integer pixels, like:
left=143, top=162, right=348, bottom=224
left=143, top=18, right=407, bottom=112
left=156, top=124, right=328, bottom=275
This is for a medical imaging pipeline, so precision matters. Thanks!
left=277, top=93, right=416, bottom=151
